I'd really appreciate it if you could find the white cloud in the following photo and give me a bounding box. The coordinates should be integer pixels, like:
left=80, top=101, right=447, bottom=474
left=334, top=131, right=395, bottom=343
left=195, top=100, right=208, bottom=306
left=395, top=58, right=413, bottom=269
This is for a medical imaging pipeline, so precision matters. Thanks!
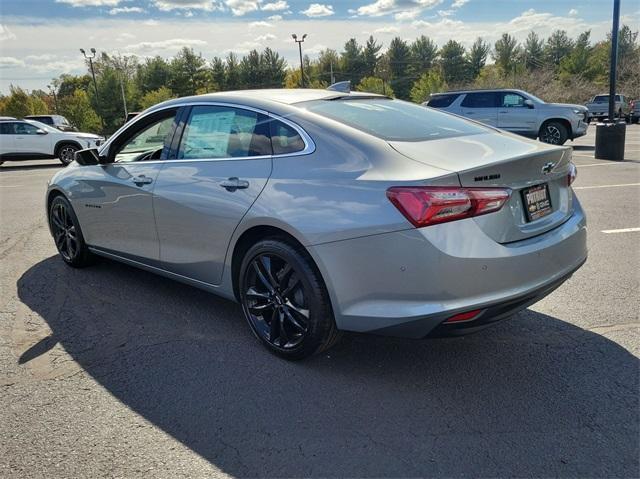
left=225, top=0, right=260, bottom=15
left=0, top=57, right=25, bottom=68
left=185, top=10, right=194, bottom=16
left=438, top=9, right=453, bottom=16
left=373, top=26, right=399, bottom=34
left=109, top=6, right=145, bottom=14
left=255, top=33, right=276, bottom=41
left=569, top=8, right=578, bottom=16
left=357, top=0, right=442, bottom=17
left=394, top=9, right=421, bottom=21
left=301, top=3, right=335, bottom=17
left=451, top=0, right=468, bottom=8
left=152, top=0, right=219, bottom=11
left=267, top=14, right=283, bottom=21
left=261, top=1, right=288, bottom=11
left=304, top=44, right=328, bottom=55
left=0, top=24, right=16, bottom=42
left=56, top=0, right=129, bottom=6
left=116, top=32, right=136, bottom=42
left=249, top=21, right=273, bottom=28
left=124, top=38, right=207, bottom=53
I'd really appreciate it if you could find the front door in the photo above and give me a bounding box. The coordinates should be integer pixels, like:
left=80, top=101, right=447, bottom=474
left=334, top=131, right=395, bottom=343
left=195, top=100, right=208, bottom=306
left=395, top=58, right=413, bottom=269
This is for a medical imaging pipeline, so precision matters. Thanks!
left=69, top=109, right=179, bottom=265
left=498, top=91, right=537, bottom=134
left=153, top=105, right=273, bottom=285
left=13, top=121, right=53, bottom=155
left=459, top=92, right=499, bottom=127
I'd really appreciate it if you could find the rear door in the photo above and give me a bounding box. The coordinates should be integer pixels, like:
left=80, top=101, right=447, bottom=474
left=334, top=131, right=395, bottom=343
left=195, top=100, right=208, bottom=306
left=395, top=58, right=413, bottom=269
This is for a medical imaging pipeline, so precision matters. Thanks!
left=153, top=104, right=273, bottom=285
left=459, top=92, right=499, bottom=126
left=497, top=91, right=537, bottom=135
left=0, top=122, right=16, bottom=156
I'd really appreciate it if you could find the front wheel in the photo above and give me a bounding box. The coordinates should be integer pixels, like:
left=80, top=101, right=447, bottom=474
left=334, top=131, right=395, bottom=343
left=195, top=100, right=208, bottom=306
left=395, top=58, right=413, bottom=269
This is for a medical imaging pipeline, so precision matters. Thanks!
left=539, top=121, right=568, bottom=145
left=49, top=195, right=94, bottom=267
left=239, top=239, right=340, bottom=360
left=57, top=143, right=79, bottom=166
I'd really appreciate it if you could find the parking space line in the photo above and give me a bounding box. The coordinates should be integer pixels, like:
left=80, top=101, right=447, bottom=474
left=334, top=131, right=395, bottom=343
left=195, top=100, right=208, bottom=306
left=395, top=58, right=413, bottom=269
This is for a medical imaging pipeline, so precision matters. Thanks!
left=574, top=183, right=640, bottom=190
left=601, top=227, right=640, bottom=234
left=577, top=162, right=637, bottom=167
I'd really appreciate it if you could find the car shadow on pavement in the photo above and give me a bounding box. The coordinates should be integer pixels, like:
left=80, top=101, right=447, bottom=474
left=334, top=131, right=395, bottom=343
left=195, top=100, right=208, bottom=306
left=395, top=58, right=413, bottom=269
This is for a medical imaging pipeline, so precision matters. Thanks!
left=17, top=256, right=639, bottom=478
left=572, top=145, right=595, bottom=151
left=0, top=163, right=62, bottom=172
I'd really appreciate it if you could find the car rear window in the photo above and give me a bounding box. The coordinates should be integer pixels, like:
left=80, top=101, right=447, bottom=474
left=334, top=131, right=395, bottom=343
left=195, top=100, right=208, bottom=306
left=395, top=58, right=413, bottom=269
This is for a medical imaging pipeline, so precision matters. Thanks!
left=301, top=98, right=487, bottom=142
left=427, top=94, right=459, bottom=108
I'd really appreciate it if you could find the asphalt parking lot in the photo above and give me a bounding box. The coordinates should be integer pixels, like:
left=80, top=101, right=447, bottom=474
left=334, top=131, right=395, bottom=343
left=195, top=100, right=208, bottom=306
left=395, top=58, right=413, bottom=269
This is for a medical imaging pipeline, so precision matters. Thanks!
left=1, top=126, right=639, bottom=478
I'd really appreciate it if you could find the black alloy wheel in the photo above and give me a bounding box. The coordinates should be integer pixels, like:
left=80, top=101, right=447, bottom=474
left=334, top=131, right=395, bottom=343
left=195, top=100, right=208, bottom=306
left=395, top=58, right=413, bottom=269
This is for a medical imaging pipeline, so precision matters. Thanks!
left=49, top=195, right=93, bottom=267
left=58, top=144, right=79, bottom=166
left=539, top=121, right=568, bottom=145
left=239, top=239, right=340, bottom=359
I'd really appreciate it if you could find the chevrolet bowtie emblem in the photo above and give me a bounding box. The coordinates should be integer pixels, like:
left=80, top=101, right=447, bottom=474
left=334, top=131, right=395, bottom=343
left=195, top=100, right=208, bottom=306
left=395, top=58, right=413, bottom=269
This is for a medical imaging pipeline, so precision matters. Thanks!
left=542, top=162, right=556, bottom=174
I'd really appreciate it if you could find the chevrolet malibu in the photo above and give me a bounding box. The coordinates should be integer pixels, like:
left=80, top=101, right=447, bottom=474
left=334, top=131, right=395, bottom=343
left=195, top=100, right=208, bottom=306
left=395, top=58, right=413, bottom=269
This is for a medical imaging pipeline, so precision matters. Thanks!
left=46, top=89, right=587, bottom=359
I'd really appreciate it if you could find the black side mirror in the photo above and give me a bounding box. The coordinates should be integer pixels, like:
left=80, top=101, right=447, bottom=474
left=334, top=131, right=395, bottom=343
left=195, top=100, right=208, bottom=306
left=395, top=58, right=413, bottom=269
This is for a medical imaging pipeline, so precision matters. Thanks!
left=74, top=148, right=101, bottom=166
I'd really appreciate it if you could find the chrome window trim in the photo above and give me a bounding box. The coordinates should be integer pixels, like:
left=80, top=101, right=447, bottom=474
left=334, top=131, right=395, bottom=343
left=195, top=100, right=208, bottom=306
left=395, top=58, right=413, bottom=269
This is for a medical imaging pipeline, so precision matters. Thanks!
left=101, top=100, right=315, bottom=163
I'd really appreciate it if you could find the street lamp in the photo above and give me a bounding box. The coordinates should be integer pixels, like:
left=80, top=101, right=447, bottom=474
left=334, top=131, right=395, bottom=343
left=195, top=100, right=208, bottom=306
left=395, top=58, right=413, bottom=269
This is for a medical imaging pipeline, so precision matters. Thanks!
left=80, top=47, right=105, bottom=131
left=292, top=33, right=307, bottom=88
left=47, top=84, right=58, bottom=114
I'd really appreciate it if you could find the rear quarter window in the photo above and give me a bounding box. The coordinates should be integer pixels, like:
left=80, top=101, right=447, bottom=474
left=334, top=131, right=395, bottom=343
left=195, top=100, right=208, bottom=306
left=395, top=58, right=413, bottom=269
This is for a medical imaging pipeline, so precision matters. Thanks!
left=301, top=98, right=488, bottom=142
left=427, top=94, right=459, bottom=108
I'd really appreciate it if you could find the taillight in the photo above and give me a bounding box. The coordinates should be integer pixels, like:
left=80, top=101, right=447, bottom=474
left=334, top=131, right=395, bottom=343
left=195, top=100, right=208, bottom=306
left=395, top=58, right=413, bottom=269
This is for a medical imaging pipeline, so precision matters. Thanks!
left=444, top=309, right=483, bottom=323
left=386, top=186, right=511, bottom=228
left=567, top=162, right=577, bottom=186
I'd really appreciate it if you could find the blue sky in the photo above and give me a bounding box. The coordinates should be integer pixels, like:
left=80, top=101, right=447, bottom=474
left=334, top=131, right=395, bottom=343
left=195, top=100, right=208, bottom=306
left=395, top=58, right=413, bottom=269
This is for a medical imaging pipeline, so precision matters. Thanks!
left=0, top=0, right=638, bottom=93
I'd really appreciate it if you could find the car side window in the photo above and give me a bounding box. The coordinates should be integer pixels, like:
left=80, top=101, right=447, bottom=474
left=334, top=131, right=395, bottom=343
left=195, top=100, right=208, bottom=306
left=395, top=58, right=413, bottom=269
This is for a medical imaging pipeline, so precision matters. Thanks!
left=461, top=92, right=499, bottom=108
left=270, top=119, right=305, bottom=155
left=177, top=106, right=271, bottom=160
left=427, top=94, right=459, bottom=108
left=501, top=93, right=527, bottom=108
left=0, top=123, right=17, bottom=134
left=114, top=112, right=177, bottom=163
left=15, top=123, right=40, bottom=135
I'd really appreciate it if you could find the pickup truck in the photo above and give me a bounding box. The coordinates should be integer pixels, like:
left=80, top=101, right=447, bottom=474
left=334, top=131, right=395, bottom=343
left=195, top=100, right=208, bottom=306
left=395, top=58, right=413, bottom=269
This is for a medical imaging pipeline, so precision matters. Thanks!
left=630, top=99, right=640, bottom=124
left=585, top=94, right=629, bottom=122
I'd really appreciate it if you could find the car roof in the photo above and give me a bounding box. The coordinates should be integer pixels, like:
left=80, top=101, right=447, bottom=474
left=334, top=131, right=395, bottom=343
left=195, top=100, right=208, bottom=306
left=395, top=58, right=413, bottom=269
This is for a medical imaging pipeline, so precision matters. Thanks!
left=431, top=88, right=530, bottom=96
left=149, top=88, right=386, bottom=113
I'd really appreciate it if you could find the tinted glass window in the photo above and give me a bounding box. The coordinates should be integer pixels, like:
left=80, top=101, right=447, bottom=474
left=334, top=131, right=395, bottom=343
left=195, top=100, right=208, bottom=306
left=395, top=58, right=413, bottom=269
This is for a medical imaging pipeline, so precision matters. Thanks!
left=461, top=92, right=499, bottom=108
left=501, top=93, right=526, bottom=107
left=178, top=106, right=270, bottom=159
left=0, top=123, right=17, bottom=134
left=427, top=94, right=459, bottom=108
left=115, top=112, right=177, bottom=163
left=270, top=120, right=305, bottom=155
left=15, top=123, right=40, bottom=135
left=593, top=95, right=608, bottom=103
left=302, top=98, right=487, bottom=142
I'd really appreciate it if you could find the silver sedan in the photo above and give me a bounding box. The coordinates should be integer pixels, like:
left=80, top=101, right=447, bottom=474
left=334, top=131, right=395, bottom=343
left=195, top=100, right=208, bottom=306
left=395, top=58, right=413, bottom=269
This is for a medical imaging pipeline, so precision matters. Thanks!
left=46, top=89, right=587, bottom=359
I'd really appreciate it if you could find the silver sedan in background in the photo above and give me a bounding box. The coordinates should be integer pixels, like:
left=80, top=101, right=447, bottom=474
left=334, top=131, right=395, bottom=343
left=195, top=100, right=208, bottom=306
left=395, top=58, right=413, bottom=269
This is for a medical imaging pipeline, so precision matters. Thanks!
left=46, top=89, right=587, bottom=359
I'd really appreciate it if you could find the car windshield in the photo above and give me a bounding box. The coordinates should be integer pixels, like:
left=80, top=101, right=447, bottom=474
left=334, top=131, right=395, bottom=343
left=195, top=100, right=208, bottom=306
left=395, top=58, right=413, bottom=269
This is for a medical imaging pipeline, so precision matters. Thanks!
left=24, top=119, right=60, bottom=133
left=300, top=97, right=488, bottom=142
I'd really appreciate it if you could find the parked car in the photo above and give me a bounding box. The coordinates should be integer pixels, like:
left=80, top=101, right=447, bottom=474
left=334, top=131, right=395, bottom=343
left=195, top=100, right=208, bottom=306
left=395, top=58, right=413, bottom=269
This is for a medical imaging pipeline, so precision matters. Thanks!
left=585, top=94, right=630, bottom=122
left=425, top=89, right=588, bottom=145
left=630, top=99, right=640, bottom=124
left=46, top=89, right=587, bottom=359
left=24, top=114, right=78, bottom=132
left=0, top=119, right=104, bottom=166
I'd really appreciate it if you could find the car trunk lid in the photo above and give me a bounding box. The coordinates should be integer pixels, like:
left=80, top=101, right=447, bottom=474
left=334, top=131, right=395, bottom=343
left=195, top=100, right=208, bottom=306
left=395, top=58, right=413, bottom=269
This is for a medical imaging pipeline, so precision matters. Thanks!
left=389, top=132, right=575, bottom=243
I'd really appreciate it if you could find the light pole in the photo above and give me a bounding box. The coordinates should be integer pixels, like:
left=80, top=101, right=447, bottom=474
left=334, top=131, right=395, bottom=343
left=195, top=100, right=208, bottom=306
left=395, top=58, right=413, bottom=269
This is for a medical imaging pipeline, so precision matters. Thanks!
left=80, top=47, right=105, bottom=130
left=47, top=84, right=58, bottom=114
left=292, top=33, right=307, bottom=88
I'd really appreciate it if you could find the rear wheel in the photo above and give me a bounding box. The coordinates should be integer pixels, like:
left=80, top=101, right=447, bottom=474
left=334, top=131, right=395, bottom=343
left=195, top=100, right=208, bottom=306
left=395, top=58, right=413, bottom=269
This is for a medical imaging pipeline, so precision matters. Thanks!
left=49, top=195, right=94, bottom=267
left=56, top=143, right=79, bottom=166
left=539, top=121, right=568, bottom=145
left=239, top=239, right=340, bottom=360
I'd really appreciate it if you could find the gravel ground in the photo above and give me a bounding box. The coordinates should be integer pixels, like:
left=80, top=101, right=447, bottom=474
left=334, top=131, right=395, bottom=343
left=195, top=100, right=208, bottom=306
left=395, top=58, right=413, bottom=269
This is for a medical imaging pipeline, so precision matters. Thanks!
left=1, top=125, right=638, bottom=478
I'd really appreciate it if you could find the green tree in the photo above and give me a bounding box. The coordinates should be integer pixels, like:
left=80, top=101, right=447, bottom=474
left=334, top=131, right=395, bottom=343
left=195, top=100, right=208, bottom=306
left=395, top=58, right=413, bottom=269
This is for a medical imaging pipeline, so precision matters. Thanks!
left=261, top=47, right=287, bottom=87
left=3, top=86, right=32, bottom=118
left=467, top=37, right=490, bottom=79
left=137, top=56, right=171, bottom=94
left=362, top=36, right=382, bottom=77
left=59, top=90, right=101, bottom=132
left=386, top=37, right=412, bottom=100
left=440, top=40, right=469, bottom=85
left=315, top=48, right=340, bottom=84
left=169, top=47, right=209, bottom=96
left=545, top=30, right=574, bottom=67
left=225, top=53, right=241, bottom=90
left=211, top=56, right=226, bottom=90
left=239, top=49, right=263, bottom=88
left=56, top=74, right=92, bottom=98
left=410, top=71, right=447, bottom=103
left=139, top=86, right=175, bottom=110
left=560, top=31, right=595, bottom=79
left=341, top=38, right=365, bottom=85
left=356, top=76, right=394, bottom=96
left=410, top=35, right=438, bottom=77
left=523, top=31, right=545, bottom=70
left=493, top=33, right=521, bottom=76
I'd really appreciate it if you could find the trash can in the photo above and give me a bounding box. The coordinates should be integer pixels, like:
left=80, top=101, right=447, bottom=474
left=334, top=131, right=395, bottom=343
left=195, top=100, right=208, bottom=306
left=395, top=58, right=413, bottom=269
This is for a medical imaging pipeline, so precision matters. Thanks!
left=595, top=121, right=626, bottom=161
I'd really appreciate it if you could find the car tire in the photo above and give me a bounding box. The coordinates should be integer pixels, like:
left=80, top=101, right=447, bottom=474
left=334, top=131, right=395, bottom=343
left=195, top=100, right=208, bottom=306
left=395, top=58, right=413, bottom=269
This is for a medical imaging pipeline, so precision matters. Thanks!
left=239, top=238, right=341, bottom=360
left=49, top=195, right=94, bottom=268
left=56, top=143, right=80, bottom=166
left=539, top=121, right=568, bottom=145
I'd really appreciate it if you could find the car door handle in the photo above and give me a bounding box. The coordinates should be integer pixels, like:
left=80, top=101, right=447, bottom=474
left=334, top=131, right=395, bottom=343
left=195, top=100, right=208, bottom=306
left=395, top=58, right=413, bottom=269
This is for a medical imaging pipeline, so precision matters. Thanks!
left=220, top=177, right=249, bottom=191
left=132, top=175, right=153, bottom=186
left=499, top=111, right=508, bottom=114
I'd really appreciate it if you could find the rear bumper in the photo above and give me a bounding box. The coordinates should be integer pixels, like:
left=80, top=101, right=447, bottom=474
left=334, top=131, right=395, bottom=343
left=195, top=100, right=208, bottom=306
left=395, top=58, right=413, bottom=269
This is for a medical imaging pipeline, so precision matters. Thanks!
left=309, top=197, right=587, bottom=338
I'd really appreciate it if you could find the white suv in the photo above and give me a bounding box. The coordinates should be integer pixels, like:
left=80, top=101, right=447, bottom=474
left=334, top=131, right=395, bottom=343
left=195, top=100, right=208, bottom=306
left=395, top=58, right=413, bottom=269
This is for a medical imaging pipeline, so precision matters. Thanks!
left=0, top=119, right=104, bottom=166
left=426, top=89, right=589, bottom=145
